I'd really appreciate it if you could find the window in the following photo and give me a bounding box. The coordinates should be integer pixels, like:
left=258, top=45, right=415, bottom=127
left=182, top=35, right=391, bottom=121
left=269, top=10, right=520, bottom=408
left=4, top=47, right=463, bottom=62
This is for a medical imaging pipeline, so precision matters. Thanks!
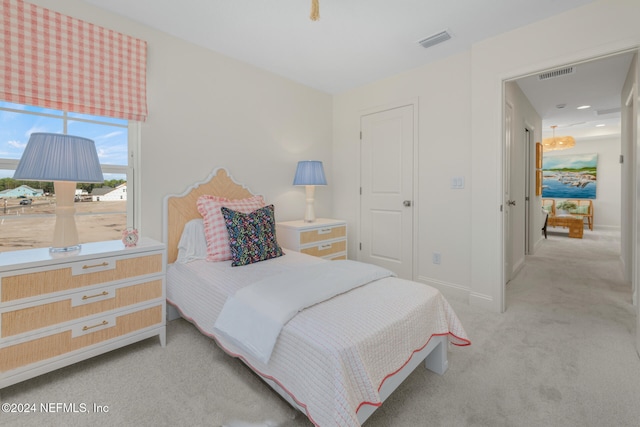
left=0, top=101, right=137, bottom=252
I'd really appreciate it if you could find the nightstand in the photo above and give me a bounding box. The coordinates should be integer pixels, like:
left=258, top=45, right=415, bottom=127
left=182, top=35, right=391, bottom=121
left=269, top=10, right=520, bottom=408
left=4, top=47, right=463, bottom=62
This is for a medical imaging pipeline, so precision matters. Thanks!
left=276, top=218, right=347, bottom=260
left=0, top=238, right=166, bottom=389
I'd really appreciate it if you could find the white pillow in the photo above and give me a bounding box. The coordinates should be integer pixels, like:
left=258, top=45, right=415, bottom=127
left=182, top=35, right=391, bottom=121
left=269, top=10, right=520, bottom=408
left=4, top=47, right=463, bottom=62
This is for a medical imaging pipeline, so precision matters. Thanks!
left=176, top=219, right=208, bottom=263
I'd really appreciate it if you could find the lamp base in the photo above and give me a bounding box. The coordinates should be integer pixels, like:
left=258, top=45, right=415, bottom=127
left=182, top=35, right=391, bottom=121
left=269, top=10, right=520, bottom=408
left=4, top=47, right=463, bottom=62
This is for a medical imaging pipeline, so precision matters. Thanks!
left=304, top=185, right=317, bottom=222
left=50, top=244, right=81, bottom=253
left=51, top=181, right=80, bottom=252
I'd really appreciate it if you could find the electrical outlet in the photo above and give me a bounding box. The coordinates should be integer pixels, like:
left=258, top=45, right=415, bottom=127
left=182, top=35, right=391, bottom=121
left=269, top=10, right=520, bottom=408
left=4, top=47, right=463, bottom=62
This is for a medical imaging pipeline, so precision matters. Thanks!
left=432, top=252, right=441, bottom=265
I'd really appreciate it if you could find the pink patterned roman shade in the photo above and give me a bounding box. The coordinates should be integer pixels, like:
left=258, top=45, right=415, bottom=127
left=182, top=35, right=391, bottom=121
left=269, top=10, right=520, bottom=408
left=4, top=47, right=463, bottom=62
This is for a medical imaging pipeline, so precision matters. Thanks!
left=0, top=0, right=148, bottom=121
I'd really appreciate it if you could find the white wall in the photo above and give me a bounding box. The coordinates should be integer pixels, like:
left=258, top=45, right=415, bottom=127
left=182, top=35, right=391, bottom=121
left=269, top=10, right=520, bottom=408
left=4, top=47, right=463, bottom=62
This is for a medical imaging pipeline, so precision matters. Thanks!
left=505, top=80, right=542, bottom=274
left=29, top=0, right=334, bottom=243
left=333, top=52, right=473, bottom=297
left=544, top=136, right=621, bottom=229
left=335, top=0, right=640, bottom=312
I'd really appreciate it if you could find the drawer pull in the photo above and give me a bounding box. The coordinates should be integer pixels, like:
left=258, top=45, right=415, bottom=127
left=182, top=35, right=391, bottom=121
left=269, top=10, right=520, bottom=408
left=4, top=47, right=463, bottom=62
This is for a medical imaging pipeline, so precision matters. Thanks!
left=82, top=262, right=109, bottom=270
left=82, top=320, right=109, bottom=331
left=319, top=243, right=332, bottom=250
left=318, top=228, right=332, bottom=235
left=82, top=291, right=109, bottom=300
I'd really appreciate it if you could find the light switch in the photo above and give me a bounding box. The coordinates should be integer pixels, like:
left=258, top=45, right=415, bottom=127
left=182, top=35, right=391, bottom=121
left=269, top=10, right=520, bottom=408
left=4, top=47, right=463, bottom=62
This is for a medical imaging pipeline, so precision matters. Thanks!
left=451, top=176, right=465, bottom=189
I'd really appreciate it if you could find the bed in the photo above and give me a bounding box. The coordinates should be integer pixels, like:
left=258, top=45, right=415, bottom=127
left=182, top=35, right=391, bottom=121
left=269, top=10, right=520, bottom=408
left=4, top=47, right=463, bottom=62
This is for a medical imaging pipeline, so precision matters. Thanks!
left=162, top=168, right=470, bottom=426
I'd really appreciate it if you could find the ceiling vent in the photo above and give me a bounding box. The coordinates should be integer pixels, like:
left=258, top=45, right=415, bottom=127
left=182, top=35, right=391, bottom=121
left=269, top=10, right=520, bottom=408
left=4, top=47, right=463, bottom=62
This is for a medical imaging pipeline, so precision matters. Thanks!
left=596, top=107, right=620, bottom=116
left=418, top=30, right=451, bottom=49
left=538, top=66, right=575, bottom=81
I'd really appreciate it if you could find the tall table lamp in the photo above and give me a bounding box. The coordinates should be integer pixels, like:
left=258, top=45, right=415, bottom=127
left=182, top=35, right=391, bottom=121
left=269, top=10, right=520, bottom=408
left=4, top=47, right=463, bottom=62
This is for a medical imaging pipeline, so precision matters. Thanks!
left=293, top=160, right=327, bottom=222
left=13, top=132, right=104, bottom=253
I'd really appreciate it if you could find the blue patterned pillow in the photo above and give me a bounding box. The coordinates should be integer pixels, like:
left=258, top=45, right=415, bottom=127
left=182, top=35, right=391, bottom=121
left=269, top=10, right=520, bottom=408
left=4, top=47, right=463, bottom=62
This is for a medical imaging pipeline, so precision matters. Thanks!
left=221, top=205, right=284, bottom=266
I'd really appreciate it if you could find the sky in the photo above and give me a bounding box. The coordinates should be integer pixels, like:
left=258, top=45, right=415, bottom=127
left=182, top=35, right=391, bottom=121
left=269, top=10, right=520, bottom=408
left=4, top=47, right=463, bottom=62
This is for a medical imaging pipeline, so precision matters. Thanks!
left=0, top=101, right=128, bottom=180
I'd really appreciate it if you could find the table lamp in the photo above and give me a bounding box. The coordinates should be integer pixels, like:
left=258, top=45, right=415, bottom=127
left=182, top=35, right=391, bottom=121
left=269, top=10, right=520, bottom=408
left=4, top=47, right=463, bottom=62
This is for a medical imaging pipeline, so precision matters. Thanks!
left=293, top=160, right=327, bottom=222
left=13, top=132, right=104, bottom=253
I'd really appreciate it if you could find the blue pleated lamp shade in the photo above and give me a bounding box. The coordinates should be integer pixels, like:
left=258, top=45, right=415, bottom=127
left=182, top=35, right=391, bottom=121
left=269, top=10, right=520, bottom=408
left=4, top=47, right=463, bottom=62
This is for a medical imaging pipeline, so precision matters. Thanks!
left=13, top=132, right=104, bottom=183
left=292, top=161, right=327, bottom=186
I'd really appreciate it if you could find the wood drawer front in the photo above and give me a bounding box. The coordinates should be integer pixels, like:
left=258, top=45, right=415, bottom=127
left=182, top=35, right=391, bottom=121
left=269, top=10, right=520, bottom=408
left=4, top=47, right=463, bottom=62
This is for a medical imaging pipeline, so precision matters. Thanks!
left=1, top=254, right=162, bottom=303
left=301, top=240, right=346, bottom=258
left=299, top=225, right=346, bottom=245
left=0, top=305, right=162, bottom=373
left=1, top=280, right=163, bottom=338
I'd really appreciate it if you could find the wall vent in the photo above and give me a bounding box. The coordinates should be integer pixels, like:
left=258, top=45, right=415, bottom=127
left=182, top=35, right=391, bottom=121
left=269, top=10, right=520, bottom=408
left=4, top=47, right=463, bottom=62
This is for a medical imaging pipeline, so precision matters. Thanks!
left=538, top=66, right=575, bottom=81
left=418, top=30, right=451, bottom=49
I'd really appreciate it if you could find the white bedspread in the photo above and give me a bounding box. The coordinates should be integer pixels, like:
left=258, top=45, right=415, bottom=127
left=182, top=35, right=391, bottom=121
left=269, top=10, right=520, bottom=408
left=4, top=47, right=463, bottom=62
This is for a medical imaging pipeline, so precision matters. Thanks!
left=214, top=260, right=395, bottom=363
left=167, top=252, right=469, bottom=427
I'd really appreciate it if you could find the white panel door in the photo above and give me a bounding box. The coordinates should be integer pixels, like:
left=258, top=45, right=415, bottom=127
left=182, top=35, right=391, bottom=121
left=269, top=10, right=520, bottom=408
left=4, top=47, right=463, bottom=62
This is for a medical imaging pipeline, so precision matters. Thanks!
left=360, top=104, right=414, bottom=279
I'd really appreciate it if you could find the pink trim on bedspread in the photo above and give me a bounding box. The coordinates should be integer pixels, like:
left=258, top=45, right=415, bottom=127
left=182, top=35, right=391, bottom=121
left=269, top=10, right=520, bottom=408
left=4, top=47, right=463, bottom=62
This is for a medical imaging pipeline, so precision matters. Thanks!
left=356, top=331, right=470, bottom=414
left=168, top=297, right=470, bottom=427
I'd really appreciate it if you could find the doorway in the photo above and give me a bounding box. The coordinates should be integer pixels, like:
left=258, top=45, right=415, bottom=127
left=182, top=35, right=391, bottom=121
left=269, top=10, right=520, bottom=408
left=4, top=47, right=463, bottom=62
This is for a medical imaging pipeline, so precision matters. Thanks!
left=504, top=50, right=636, bottom=312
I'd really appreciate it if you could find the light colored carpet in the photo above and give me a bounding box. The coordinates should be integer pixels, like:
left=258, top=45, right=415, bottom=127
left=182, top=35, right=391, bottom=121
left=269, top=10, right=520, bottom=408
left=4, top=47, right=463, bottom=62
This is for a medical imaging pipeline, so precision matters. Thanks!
left=1, top=229, right=639, bottom=426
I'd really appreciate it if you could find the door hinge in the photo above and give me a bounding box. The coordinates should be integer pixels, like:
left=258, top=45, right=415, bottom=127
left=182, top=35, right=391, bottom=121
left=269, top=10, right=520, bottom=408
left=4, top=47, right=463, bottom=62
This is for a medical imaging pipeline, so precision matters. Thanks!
left=359, top=242, right=362, bottom=250
left=360, top=131, right=362, bottom=140
left=360, top=187, right=362, bottom=195
left=500, top=204, right=503, bottom=212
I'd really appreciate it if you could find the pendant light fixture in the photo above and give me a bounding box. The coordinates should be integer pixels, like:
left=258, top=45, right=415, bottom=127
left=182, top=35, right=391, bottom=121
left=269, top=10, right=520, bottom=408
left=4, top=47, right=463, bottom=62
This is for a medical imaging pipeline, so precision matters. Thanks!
left=542, top=125, right=575, bottom=152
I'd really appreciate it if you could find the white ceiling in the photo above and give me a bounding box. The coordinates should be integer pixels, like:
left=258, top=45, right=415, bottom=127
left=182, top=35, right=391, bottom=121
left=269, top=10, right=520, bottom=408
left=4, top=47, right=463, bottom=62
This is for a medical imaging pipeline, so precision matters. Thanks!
left=82, top=0, right=631, bottom=140
left=83, top=0, right=596, bottom=94
left=516, top=52, right=634, bottom=141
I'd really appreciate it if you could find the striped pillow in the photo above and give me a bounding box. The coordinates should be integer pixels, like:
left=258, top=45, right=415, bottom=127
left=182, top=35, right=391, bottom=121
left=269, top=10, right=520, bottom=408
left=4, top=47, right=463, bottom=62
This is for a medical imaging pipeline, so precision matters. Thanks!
left=196, top=195, right=265, bottom=261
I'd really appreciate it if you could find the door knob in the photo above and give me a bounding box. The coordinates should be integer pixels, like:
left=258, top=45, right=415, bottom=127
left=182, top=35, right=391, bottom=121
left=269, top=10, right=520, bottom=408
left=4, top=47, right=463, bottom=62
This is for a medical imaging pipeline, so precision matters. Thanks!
left=403, top=200, right=412, bottom=207
left=508, top=200, right=516, bottom=206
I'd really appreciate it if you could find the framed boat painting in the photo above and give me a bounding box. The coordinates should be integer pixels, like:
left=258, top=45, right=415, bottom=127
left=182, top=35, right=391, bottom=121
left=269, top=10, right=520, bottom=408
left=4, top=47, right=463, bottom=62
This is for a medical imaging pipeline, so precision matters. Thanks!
left=541, top=153, right=597, bottom=199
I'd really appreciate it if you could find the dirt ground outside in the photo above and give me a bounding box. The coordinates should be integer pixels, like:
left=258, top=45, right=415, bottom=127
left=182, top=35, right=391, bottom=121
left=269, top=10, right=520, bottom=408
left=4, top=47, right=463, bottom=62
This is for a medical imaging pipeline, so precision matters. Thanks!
left=0, top=198, right=126, bottom=253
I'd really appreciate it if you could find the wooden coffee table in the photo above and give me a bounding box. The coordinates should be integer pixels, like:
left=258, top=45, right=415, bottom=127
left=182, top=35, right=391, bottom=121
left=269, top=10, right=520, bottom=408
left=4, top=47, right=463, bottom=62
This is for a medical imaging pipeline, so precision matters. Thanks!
left=548, top=215, right=584, bottom=238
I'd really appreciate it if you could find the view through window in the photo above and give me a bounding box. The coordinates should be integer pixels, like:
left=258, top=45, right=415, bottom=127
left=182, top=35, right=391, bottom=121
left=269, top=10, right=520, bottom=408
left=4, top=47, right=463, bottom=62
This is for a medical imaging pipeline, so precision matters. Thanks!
left=0, top=101, right=130, bottom=252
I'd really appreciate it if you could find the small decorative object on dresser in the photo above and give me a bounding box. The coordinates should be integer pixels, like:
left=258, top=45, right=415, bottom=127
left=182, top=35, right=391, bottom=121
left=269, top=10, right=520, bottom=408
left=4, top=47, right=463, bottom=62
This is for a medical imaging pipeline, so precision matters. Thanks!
left=122, top=227, right=139, bottom=247
left=0, top=238, right=166, bottom=389
left=276, top=218, right=347, bottom=260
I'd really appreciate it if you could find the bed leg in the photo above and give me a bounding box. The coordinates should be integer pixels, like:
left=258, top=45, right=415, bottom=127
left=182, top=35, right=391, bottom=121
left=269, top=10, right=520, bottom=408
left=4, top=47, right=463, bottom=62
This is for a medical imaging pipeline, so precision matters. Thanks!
left=424, top=339, right=448, bottom=375
left=167, top=304, right=181, bottom=321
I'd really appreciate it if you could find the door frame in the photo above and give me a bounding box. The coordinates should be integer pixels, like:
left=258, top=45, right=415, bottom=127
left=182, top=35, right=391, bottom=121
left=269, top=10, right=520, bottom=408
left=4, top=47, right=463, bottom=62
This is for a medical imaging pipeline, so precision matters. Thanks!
left=357, top=97, right=419, bottom=280
left=524, top=126, right=533, bottom=255
left=503, top=100, right=514, bottom=300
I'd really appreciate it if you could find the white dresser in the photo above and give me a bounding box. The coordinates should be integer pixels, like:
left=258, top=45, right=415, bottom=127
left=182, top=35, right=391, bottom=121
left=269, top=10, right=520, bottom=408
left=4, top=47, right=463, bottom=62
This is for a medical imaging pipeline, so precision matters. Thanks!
left=276, top=218, right=347, bottom=260
left=0, top=238, right=166, bottom=389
